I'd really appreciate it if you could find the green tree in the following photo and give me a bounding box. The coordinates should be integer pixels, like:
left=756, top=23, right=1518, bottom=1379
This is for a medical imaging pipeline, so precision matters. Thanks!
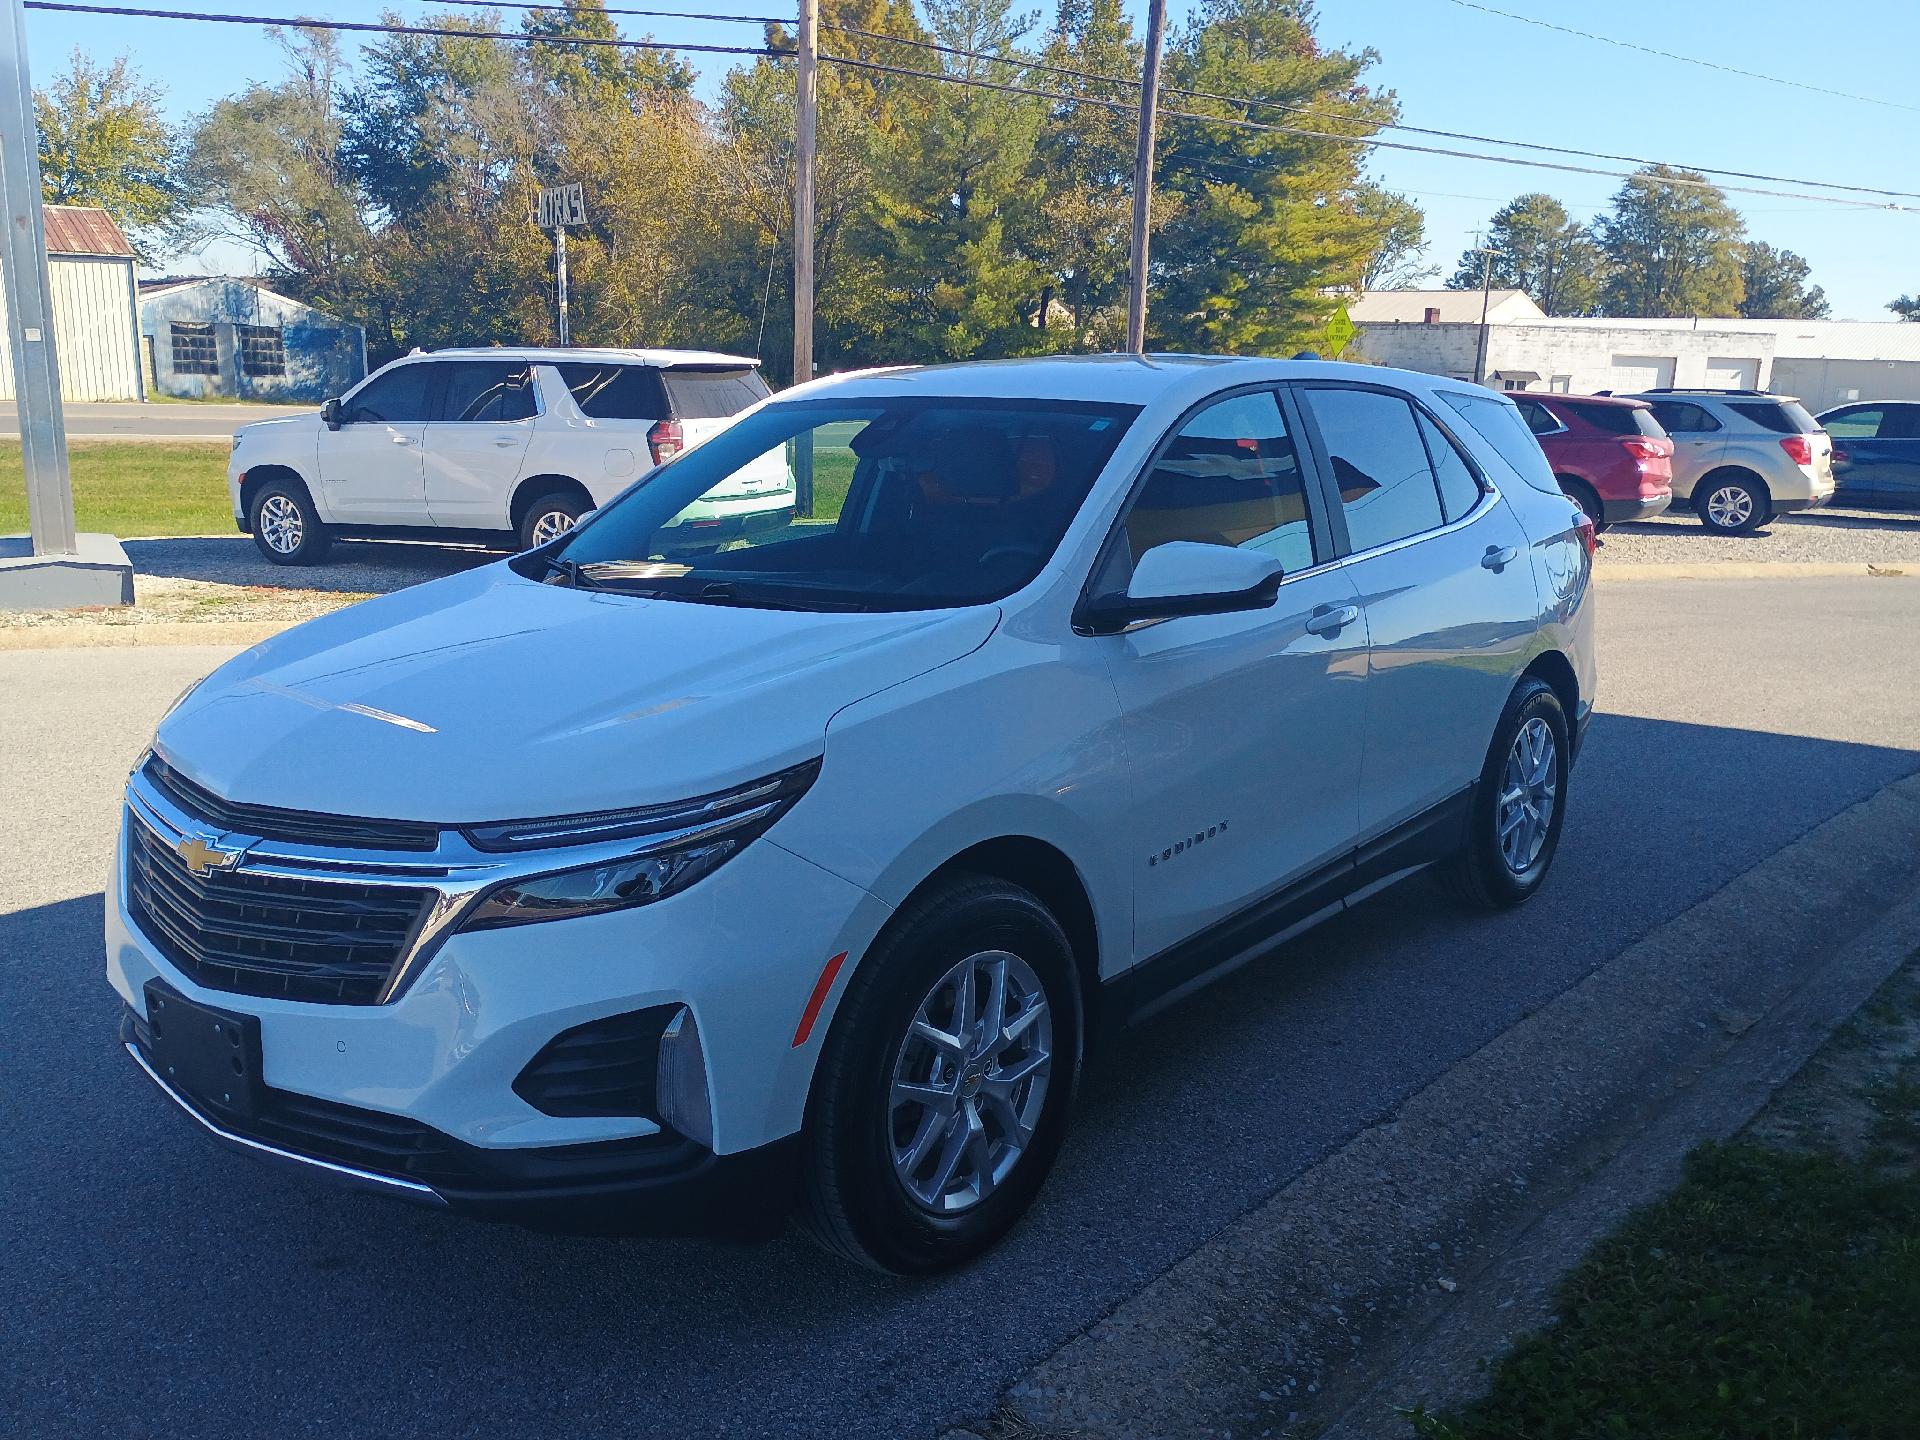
left=35, top=50, right=184, bottom=253
left=1891, top=295, right=1920, bottom=321
left=1446, top=193, right=1598, bottom=315
left=1357, top=187, right=1429, bottom=289
left=1737, top=241, right=1828, bottom=319
left=1152, top=0, right=1408, bottom=354
left=1595, top=166, right=1746, bottom=318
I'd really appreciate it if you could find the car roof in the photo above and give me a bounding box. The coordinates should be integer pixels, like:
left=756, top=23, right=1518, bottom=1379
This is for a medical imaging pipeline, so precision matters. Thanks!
left=1537, top=392, right=1651, bottom=411
left=787, top=353, right=1443, bottom=407
left=1820, top=399, right=1918, bottom=412
left=397, top=346, right=761, bottom=368
left=1625, top=389, right=1802, bottom=404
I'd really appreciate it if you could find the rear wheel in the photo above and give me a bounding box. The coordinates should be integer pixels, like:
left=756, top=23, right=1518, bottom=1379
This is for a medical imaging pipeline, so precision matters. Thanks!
left=1556, top=476, right=1606, bottom=531
left=247, top=479, right=331, bottom=566
left=798, top=875, right=1083, bottom=1274
left=1448, top=678, right=1569, bottom=910
left=1696, top=471, right=1770, bottom=535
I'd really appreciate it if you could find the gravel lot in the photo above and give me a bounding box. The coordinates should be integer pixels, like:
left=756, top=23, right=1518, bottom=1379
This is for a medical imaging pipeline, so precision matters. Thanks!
left=1598, top=505, right=1920, bottom=568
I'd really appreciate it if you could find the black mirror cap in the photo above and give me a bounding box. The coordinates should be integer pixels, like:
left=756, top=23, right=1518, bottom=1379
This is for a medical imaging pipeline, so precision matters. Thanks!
left=1076, top=569, right=1284, bottom=636
left=320, top=397, right=343, bottom=430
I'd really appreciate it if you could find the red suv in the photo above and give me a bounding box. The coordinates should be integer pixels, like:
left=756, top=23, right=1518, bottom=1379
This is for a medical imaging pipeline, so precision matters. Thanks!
left=1512, top=394, right=1674, bottom=528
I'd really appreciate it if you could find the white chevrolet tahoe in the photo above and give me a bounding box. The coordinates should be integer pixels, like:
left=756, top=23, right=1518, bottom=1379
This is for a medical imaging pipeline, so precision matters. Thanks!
left=228, top=347, right=787, bottom=561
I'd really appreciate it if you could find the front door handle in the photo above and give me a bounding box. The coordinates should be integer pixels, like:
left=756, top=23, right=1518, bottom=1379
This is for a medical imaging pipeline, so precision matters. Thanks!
left=391, top=435, right=411, bottom=445
left=493, top=437, right=519, bottom=447
left=1304, top=602, right=1360, bottom=636
left=1481, top=545, right=1519, bottom=570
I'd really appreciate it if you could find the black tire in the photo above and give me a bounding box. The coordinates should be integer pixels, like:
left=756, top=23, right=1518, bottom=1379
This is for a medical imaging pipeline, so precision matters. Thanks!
left=1556, top=476, right=1607, bottom=532
left=247, top=478, right=332, bottom=566
left=516, top=487, right=591, bottom=552
left=798, top=874, right=1084, bottom=1274
left=1446, top=677, right=1570, bottom=910
left=1694, top=471, right=1770, bottom=535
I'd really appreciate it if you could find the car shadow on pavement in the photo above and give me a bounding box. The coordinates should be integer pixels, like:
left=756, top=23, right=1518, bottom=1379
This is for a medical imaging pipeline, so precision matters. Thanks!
left=124, top=535, right=503, bottom=595
left=1789, top=508, right=1920, bottom=532
left=8, top=713, right=1920, bottom=1438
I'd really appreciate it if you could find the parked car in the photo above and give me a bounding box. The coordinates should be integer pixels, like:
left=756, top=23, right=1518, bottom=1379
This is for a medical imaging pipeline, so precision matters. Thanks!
left=1510, top=392, right=1672, bottom=529
left=1616, top=389, right=1834, bottom=534
left=1817, top=401, right=1920, bottom=511
left=111, top=356, right=1596, bottom=1273
left=229, top=347, right=786, bottom=561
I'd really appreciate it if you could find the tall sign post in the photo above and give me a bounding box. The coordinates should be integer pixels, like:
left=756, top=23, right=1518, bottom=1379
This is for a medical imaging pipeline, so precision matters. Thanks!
left=1125, top=0, right=1167, bottom=354
left=1, top=0, right=75, bottom=556
left=536, top=181, right=586, bottom=346
left=791, top=0, right=818, bottom=515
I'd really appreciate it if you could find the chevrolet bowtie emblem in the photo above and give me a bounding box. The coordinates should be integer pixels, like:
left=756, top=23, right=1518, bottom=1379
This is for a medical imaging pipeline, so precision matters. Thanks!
left=176, top=835, right=244, bottom=877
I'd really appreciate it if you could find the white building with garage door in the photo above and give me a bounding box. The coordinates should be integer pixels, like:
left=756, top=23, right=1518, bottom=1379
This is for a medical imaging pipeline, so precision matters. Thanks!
left=1351, top=290, right=1920, bottom=410
left=0, top=204, right=143, bottom=402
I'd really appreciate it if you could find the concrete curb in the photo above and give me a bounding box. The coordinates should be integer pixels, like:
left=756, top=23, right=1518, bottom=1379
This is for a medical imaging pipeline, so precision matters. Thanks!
left=994, top=770, right=1920, bottom=1440
left=1595, top=560, right=1911, bottom=581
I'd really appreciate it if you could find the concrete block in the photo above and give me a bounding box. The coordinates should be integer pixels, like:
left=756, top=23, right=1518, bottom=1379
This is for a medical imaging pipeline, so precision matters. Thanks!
left=0, top=533, right=135, bottom=609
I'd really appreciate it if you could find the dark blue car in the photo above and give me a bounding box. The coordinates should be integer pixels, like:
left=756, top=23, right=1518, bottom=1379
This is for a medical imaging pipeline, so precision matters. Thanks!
left=1819, top=402, right=1920, bottom=511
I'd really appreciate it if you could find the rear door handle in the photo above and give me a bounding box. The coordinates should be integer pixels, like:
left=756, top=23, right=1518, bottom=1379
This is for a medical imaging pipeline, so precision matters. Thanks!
left=1304, top=603, right=1360, bottom=636
left=1481, top=545, right=1519, bottom=570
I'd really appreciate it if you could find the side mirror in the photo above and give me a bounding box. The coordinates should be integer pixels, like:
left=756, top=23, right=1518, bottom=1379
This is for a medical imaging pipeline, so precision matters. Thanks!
left=1080, top=541, right=1285, bottom=634
left=321, top=397, right=343, bottom=430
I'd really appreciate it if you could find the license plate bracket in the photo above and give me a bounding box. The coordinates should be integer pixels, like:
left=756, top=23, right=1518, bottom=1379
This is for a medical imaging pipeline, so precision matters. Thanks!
left=142, top=982, right=264, bottom=1121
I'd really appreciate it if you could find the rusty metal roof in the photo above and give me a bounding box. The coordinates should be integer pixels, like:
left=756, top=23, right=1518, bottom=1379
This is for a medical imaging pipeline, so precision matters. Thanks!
left=40, top=204, right=136, bottom=258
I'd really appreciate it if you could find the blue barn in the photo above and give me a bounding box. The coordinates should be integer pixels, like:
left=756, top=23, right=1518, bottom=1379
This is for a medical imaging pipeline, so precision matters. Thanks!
left=138, top=277, right=366, bottom=403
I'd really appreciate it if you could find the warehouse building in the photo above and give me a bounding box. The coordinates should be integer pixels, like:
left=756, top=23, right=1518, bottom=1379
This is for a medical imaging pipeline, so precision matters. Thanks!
left=138, top=277, right=366, bottom=403
left=0, top=204, right=143, bottom=402
left=1351, top=290, right=1920, bottom=411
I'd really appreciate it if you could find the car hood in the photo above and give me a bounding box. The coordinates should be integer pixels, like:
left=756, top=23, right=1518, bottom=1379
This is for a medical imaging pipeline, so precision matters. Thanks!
left=237, top=413, right=320, bottom=437
left=156, top=563, right=1000, bottom=823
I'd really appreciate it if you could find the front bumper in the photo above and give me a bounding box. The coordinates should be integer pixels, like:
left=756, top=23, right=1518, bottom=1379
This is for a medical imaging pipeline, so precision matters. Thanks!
left=1600, top=492, right=1672, bottom=523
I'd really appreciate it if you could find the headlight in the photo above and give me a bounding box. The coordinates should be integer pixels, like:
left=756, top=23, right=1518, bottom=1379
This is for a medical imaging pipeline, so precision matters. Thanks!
left=456, top=759, right=820, bottom=931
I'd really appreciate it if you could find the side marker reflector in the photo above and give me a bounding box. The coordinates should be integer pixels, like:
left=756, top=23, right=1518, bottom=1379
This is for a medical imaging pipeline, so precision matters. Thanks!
left=792, top=951, right=849, bottom=1048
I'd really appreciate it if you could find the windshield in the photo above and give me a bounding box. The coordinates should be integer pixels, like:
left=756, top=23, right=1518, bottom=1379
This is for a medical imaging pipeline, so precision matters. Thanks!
left=539, top=396, right=1139, bottom=612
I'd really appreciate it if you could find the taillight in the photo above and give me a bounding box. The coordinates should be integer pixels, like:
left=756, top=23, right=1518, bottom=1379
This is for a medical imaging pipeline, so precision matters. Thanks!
left=1833, top=445, right=1851, bottom=465
left=647, top=419, right=684, bottom=466
left=1622, top=436, right=1670, bottom=461
left=1779, top=434, right=1814, bottom=466
left=1575, top=510, right=1598, bottom=558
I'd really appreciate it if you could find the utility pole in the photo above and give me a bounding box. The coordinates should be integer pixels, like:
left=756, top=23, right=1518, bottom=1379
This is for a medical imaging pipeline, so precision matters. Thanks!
left=0, top=0, right=75, bottom=557
left=554, top=225, right=570, bottom=345
left=1469, top=230, right=1503, bottom=387
left=791, top=0, right=817, bottom=512
left=1125, top=0, right=1167, bottom=354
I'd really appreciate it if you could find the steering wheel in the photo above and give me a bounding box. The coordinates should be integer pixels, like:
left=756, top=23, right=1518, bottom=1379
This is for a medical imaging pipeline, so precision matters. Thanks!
left=979, top=542, right=1043, bottom=567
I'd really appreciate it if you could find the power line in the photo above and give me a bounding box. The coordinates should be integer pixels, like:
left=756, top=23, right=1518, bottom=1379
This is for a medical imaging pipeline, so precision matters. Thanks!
left=816, top=50, right=1918, bottom=214
left=1444, top=0, right=1920, bottom=114
left=20, top=1, right=776, bottom=56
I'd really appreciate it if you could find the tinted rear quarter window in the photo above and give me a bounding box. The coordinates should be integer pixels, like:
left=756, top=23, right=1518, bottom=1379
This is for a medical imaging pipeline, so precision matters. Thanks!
left=1728, top=399, right=1818, bottom=434
left=1437, top=389, right=1562, bottom=495
left=663, top=366, right=773, bottom=419
left=1417, top=412, right=1483, bottom=522
left=556, top=363, right=669, bottom=421
left=1648, top=401, right=1720, bottom=434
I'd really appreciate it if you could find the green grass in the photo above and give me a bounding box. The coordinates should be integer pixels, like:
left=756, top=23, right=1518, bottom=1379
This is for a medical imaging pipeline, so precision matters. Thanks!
left=0, top=441, right=233, bottom=536
left=1409, top=1143, right=1920, bottom=1440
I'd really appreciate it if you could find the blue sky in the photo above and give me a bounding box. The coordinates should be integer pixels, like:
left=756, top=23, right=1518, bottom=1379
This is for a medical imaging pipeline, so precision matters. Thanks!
left=23, top=0, right=1918, bottom=319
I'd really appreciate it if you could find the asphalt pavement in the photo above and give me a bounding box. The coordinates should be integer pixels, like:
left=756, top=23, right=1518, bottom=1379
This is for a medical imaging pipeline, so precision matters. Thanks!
left=4, top=578, right=1918, bottom=1439
left=0, top=399, right=306, bottom=441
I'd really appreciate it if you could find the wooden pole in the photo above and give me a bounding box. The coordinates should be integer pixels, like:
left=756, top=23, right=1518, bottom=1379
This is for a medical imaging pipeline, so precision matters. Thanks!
left=1125, top=0, right=1167, bottom=355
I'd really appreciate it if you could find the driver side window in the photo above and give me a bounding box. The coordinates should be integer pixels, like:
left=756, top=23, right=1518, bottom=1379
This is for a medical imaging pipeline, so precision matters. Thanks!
left=344, top=366, right=433, bottom=424
left=1117, top=390, right=1316, bottom=577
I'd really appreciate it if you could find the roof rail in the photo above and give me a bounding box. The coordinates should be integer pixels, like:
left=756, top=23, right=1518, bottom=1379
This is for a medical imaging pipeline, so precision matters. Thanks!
left=1638, top=387, right=1773, bottom=396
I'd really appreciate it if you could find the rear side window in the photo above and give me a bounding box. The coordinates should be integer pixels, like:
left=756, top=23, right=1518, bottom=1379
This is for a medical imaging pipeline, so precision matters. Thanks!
left=440, top=362, right=537, bottom=423
left=1567, top=403, right=1642, bottom=437
left=557, top=363, right=669, bottom=421
left=1303, top=387, right=1444, bottom=553
left=1121, top=390, right=1316, bottom=574
left=1516, top=400, right=1563, bottom=436
left=1417, top=412, right=1482, bottom=523
left=1728, top=399, right=1818, bottom=434
left=1438, top=389, right=1562, bottom=495
left=662, top=366, right=773, bottom=419
left=1647, top=401, right=1721, bottom=434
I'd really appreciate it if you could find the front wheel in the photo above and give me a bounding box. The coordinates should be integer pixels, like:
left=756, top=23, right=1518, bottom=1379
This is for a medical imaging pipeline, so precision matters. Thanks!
left=248, top=480, right=332, bottom=566
left=798, top=875, right=1083, bottom=1274
left=1447, top=678, right=1569, bottom=910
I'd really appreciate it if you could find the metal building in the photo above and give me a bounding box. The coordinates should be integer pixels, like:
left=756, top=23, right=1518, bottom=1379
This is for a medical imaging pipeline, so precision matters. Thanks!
left=138, top=277, right=367, bottom=404
left=0, top=203, right=143, bottom=402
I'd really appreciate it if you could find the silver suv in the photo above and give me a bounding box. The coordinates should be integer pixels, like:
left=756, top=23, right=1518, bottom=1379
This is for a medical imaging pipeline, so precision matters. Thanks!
left=1618, top=389, right=1834, bottom=535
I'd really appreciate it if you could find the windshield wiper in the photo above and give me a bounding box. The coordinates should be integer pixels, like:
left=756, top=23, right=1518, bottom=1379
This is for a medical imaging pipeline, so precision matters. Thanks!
left=542, top=556, right=598, bottom=589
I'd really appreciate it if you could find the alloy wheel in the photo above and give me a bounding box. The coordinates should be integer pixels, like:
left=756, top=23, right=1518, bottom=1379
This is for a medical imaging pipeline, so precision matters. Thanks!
left=1497, top=716, right=1558, bottom=875
left=1705, top=485, right=1754, bottom=530
left=529, top=509, right=576, bottom=546
left=888, top=949, right=1053, bottom=1214
left=258, top=494, right=304, bottom=554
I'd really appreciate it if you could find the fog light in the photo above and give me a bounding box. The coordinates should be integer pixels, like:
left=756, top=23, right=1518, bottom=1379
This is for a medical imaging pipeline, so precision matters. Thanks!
left=656, top=1006, right=714, bottom=1149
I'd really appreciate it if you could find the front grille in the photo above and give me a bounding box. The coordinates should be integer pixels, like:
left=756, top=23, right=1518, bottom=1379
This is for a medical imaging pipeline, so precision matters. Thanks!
left=513, top=1007, right=679, bottom=1118
left=126, top=814, right=430, bottom=1005
left=145, top=754, right=440, bottom=852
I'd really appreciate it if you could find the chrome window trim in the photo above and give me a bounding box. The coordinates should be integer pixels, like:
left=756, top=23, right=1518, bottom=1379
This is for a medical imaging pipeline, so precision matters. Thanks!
left=1316, top=477, right=1506, bottom=572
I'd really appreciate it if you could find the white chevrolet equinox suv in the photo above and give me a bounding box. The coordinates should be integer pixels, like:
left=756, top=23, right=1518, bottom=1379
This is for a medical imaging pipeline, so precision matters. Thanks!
left=111, top=356, right=1596, bottom=1273
left=228, top=347, right=784, bottom=560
